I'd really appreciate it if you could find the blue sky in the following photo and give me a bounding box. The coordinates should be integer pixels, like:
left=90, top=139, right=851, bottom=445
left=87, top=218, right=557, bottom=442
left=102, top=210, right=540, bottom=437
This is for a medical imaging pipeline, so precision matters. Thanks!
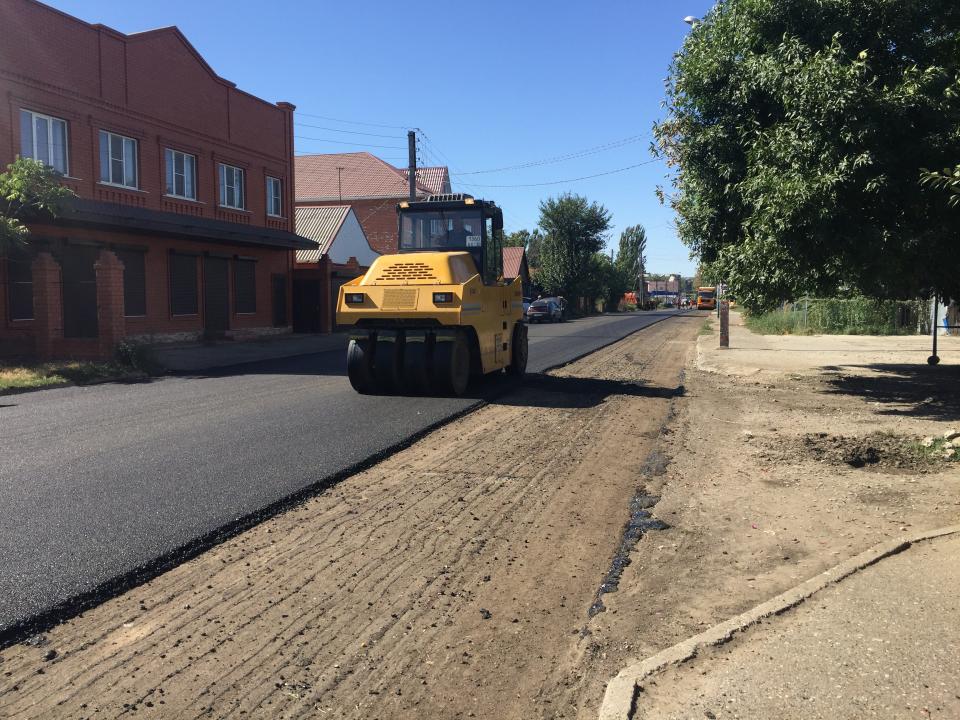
left=45, top=0, right=716, bottom=276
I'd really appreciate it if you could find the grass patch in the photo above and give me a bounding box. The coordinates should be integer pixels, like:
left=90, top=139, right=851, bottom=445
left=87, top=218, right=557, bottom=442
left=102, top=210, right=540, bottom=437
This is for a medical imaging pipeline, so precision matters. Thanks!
left=698, top=319, right=714, bottom=336
left=917, top=436, right=959, bottom=462
left=0, top=358, right=150, bottom=392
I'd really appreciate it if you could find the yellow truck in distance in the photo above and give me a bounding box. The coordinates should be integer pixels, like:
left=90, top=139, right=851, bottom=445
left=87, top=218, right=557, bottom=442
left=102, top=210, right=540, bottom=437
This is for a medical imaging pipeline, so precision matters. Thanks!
left=697, top=286, right=717, bottom=310
left=335, top=194, right=527, bottom=396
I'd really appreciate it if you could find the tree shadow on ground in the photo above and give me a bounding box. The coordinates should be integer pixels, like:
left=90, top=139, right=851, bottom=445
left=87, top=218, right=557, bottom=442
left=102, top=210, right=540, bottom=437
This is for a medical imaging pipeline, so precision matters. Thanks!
left=822, top=363, right=960, bottom=422
left=476, top=373, right=684, bottom=410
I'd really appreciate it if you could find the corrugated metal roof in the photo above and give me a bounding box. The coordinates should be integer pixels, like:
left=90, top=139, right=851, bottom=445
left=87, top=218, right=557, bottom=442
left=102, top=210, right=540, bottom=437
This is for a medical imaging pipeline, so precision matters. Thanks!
left=295, top=152, right=433, bottom=201
left=398, top=167, right=451, bottom=195
left=295, top=205, right=351, bottom=263
left=502, top=246, right=527, bottom=280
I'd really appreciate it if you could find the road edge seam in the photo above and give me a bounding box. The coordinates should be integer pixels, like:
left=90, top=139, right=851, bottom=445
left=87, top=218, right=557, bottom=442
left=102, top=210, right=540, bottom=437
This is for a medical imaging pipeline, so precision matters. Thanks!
left=597, top=523, right=960, bottom=720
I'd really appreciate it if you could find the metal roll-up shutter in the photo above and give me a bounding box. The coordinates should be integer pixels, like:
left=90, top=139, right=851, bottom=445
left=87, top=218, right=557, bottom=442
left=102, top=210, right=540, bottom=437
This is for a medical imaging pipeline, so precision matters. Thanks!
left=61, top=245, right=98, bottom=338
left=115, top=249, right=146, bottom=317
left=170, top=253, right=198, bottom=315
left=203, top=256, right=230, bottom=333
left=234, top=259, right=256, bottom=314
left=6, top=254, right=33, bottom=321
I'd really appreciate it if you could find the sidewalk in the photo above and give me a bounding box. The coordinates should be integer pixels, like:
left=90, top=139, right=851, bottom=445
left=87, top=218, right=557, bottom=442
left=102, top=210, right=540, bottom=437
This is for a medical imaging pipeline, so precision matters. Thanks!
left=595, top=315, right=960, bottom=719
left=698, top=311, right=960, bottom=376
left=149, top=332, right=347, bottom=372
left=602, top=527, right=960, bottom=720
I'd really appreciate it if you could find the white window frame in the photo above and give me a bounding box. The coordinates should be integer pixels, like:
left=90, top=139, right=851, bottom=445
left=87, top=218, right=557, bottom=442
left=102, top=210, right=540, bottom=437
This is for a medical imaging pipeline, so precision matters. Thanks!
left=266, top=176, right=283, bottom=217
left=99, top=130, right=139, bottom=189
left=20, top=109, right=69, bottom=175
left=219, top=163, right=246, bottom=210
left=164, top=148, right=197, bottom=200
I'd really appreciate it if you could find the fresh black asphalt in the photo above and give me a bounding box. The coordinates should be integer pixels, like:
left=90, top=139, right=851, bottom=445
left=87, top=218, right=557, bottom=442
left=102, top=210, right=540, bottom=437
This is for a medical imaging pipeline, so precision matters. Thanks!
left=0, top=311, right=682, bottom=639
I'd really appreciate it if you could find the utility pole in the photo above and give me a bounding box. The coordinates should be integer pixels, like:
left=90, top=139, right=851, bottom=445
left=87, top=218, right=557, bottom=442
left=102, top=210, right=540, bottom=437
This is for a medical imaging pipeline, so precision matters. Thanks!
left=407, top=130, right=417, bottom=201
left=336, top=166, right=344, bottom=203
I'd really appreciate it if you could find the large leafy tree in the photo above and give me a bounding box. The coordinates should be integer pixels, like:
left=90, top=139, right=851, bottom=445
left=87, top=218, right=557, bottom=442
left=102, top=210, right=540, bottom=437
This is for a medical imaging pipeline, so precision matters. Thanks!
left=1, top=158, right=75, bottom=252
left=655, top=0, right=960, bottom=312
left=614, top=224, right=648, bottom=292
left=536, top=194, right=612, bottom=297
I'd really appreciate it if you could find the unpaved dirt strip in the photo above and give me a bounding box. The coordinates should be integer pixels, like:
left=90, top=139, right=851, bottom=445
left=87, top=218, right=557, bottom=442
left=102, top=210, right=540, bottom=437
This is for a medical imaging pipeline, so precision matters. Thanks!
left=0, top=317, right=696, bottom=720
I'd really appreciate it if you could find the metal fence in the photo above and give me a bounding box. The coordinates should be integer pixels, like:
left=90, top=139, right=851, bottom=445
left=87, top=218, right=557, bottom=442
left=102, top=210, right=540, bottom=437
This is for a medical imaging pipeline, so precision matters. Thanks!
left=780, top=297, right=931, bottom=335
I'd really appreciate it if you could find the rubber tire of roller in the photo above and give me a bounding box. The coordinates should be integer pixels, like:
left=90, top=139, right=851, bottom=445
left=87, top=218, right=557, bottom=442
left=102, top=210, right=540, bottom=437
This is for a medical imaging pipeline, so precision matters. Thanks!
left=431, top=330, right=470, bottom=397
left=507, top=322, right=528, bottom=378
left=373, top=331, right=404, bottom=393
left=402, top=332, right=432, bottom=395
left=346, top=337, right=375, bottom=394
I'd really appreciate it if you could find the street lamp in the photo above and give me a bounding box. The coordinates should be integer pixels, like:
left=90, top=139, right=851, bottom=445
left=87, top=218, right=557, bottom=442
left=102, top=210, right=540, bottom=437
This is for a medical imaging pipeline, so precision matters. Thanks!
left=683, top=15, right=700, bottom=27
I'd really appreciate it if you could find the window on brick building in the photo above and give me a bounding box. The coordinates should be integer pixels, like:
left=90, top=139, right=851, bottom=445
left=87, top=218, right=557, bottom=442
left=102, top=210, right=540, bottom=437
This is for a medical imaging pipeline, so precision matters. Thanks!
left=99, top=131, right=139, bottom=188
left=169, top=253, right=199, bottom=316
left=20, top=109, right=69, bottom=175
left=219, top=164, right=245, bottom=210
left=165, top=149, right=197, bottom=200
left=266, top=177, right=282, bottom=217
left=6, top=254, right=33, bottom=321
left=115, top=249, right=147, bottom=317
left=234, top=259, right=256, bottom=314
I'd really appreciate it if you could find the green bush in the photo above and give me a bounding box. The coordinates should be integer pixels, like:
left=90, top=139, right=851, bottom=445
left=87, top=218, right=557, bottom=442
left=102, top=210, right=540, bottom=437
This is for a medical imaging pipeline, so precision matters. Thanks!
left=746, top=297, right=930, bottom=336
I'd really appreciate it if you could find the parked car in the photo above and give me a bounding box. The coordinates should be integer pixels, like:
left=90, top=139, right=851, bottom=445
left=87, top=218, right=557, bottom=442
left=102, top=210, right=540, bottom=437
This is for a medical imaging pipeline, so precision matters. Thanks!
left=527, top=298, right=562, bottom=323
left=522, top=297, right=532, bottom=320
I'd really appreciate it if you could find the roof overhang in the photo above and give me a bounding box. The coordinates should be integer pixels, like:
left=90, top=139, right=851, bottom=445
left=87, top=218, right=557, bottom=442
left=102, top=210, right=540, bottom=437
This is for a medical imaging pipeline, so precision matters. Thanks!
left=52, top=199, right=317, bottom=250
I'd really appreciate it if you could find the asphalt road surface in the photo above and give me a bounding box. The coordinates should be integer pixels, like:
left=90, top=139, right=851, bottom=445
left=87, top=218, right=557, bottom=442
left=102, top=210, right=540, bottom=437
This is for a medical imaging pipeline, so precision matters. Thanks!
left=0, top=310, right=682, bottom=639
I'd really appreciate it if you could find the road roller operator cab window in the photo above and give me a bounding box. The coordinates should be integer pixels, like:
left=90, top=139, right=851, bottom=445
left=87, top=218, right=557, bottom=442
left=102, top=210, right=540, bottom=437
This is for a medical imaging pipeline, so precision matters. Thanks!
left=399, top=206, right=503, bottom=285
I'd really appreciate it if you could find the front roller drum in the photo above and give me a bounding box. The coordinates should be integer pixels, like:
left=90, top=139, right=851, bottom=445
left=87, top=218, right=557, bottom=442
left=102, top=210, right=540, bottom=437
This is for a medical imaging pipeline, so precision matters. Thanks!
left=430, top=329, right=471, bottom=397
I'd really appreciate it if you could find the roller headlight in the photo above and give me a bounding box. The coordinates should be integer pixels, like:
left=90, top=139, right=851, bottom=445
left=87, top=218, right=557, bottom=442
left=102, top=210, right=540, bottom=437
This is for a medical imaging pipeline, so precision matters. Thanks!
left=345, top=293, right=365, bottom=305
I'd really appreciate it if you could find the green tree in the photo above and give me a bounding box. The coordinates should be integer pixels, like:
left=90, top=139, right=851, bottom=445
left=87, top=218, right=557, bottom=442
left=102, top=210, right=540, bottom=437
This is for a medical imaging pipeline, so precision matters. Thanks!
left=1, top=158, right=75, bottom=251
left=614, top=224, right=648, bottom=292
left=536, top=194, right=612, bottom=298
left=654, top=0, right=960, bottom=312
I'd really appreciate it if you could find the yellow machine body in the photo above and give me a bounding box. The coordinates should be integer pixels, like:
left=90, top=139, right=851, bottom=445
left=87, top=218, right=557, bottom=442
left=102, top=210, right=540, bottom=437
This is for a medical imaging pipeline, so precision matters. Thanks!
left=336, top=251, right=523, bottom=374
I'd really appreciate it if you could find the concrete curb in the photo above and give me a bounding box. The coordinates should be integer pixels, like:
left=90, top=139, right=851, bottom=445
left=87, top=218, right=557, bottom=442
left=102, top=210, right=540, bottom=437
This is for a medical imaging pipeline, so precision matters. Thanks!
left=598, top=523, right=960, bottom=720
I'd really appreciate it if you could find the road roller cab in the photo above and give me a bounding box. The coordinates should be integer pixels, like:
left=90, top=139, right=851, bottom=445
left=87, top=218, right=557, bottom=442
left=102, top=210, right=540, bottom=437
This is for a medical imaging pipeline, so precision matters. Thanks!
left=336, top=194, right=527, bottom=395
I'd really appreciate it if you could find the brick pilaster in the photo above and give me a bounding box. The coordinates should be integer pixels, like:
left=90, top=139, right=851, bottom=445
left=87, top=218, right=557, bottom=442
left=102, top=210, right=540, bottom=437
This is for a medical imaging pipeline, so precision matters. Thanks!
left=319, top=255, right=333, bottom=334
left=31, top=252, right=63, bottom=361
left=95, top=249, right=126, bottom=358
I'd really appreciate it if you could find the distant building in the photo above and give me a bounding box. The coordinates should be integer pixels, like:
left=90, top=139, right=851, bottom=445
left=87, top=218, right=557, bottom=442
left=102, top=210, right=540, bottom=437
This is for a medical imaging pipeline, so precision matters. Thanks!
left=0, top=0, right=314, bottom=359
left=293, top=206, right=378, bottom=333
left=295, top=152, right=450, bottom=256
left=502, top=246, right=531, bottom=297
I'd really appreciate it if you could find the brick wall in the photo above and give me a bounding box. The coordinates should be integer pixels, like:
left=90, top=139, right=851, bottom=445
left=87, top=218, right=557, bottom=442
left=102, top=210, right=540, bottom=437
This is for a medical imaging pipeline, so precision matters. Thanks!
left=0, top=0, right=296, bottom=233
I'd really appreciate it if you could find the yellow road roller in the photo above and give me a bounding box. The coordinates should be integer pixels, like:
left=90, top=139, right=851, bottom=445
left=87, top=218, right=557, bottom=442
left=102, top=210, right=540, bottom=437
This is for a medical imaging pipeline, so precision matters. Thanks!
left=336, top=194, right=528, bottom=396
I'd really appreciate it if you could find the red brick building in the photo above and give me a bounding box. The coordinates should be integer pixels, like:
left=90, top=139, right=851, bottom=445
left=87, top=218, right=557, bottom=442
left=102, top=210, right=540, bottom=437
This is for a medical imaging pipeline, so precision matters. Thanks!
left=0, top=0, right=314, bottom=359
left=294, top=152, right=450, bottom=256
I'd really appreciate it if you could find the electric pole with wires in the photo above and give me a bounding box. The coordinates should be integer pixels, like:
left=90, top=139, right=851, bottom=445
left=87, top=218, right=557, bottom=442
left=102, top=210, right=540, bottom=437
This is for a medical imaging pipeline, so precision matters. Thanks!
left=408, top=130, right=416, bottom=201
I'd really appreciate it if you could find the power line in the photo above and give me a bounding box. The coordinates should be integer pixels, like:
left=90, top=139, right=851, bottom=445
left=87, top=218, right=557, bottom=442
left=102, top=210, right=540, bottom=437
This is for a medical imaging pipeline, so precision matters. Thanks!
left=294, top=135, right=407, bottom=150
left=454, top=159, right=662, bottom=188
left=450, top=135, right=649, bottom=176
left=294, top=121, right=405, bottom=139
left=295, top=111, right=411, bottom=130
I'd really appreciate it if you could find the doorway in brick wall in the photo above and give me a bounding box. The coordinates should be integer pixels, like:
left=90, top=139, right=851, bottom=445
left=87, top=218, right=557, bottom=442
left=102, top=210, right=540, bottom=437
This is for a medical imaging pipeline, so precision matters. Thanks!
left=61, top=245, right=98, bottom=338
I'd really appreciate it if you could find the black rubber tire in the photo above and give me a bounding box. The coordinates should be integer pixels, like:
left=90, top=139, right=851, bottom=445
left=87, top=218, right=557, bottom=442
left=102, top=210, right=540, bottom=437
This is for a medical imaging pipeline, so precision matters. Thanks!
left=402, top=331, right=433, bottom=395
left=431, top=330, right=470, bottom=397
left=373, top=330, right=404, bottom=393
left=346, top=337, right=375, bottom=394
left=507, top=322, right=528, bottom=377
